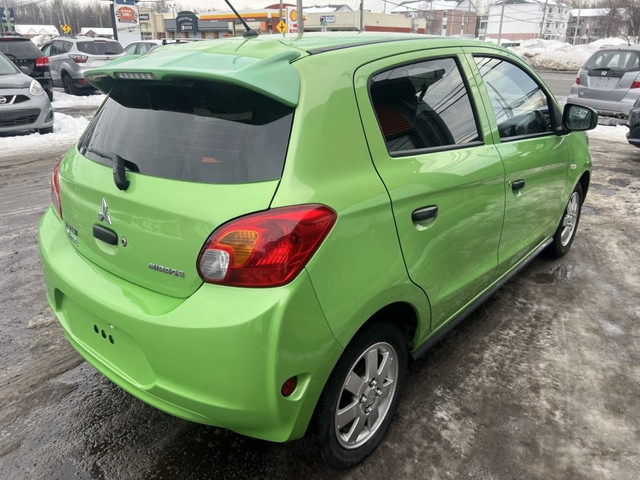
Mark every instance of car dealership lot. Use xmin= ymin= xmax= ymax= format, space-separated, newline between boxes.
xmin=0 ymin=130 xmax=638 ymax=478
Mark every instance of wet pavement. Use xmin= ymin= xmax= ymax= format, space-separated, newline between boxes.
xmin=1 ymin=134 xmax=639 ymax=479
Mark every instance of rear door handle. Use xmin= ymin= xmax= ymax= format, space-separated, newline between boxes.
xmin=511 ymin=179 xmax=526 ymax=191
xmin=412 ymin=206 xmax=438 ymax=223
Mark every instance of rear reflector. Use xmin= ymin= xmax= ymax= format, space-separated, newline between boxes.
xmin=281 ymin=377 xmax=298 ymax=397
xmin=198 ymin=204 xmax=337 ymax=287
xmin=51 ymin=161 xmax=62 ymax=219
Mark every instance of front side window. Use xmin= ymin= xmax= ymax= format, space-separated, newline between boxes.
xmin=475 ymin=56 xmax=552 ymax=139
xmin=370 ymin=57 xmax=480 ymax=155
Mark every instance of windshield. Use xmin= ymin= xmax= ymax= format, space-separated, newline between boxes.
xmin=77 ymin=41 xmax=124 ymax=55
xmin=78 ymin=79 xmax=294 ymax=184
xmin=0 ymin=53 xmax=18 ymax=74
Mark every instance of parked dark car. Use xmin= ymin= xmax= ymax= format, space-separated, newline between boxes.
xmin=627 ymin=98 xmax=640 ymax=147
xmin=0 ymin=35 xmax=53 ymax=101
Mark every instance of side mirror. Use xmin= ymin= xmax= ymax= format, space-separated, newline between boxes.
xmin=563 ymin=104 xmax=598 ymax=131
xmin=19 ymin=66 xmax=31 ymax=75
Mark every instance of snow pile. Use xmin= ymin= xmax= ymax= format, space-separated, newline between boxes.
xmin=1 ymin=113 xmax=88 ymax=156
xmin=51 ymin=91 xmax=105 ymax=109
xmin=587 ymin=123 xmax=629 ymax=142
xmin=509 ymin=37 xmax=629 ymax=71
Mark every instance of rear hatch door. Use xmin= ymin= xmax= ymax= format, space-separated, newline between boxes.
xmin=581 ymin=49 xmax=640 ymax=101
xmin=60 ymin=78 xmax=293 ymax=298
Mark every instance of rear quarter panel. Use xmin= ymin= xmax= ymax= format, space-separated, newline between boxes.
xmin=271 ymin=49 xmax=431 ymax=349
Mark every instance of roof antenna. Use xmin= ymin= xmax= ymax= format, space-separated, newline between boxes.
xmin=222 ymin=0 xmax=259 ymax=38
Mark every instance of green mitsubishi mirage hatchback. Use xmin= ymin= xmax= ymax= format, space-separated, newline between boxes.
xmin=39 ymin=33 xmax=597 ymax=468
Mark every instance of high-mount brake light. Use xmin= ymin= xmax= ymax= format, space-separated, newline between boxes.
xmin=51 ymin=161 xmax=62 ymax=219
xmin=197 ymin=205 xmax=337 ymax=287
xmin=115 ymin=72 xmax=156 ymax=80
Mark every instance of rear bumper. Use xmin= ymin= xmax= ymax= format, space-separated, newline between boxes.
xmin=567 ymin=91 xmax=634 ymax=118
xmin=38 ymin=206 xmax=342 ymax=442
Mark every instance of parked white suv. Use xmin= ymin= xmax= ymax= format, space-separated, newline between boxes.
xmin=41 ymin=37 xmax=124 ymax=95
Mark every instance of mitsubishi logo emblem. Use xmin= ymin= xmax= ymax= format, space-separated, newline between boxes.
xmin=97 ymin=198 xmax=112 ymax=224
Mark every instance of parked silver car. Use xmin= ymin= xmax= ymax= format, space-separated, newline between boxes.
xmin=40 ymin=36 xmax=124 ymax=95
xmin=568 ymin=45 xmax=640 ymax=119
xmin=0 ymin=52 xmax=53 ymax=135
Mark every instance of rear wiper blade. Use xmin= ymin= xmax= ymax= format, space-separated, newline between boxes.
xmin=83 ymin=146 xmax=138 ymax=191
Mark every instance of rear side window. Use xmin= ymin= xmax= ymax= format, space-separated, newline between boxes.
xmin=77 ymin=41 xmax=124 ymax=55
xmin=585 ymin=50 xmax=640 ymax=72
xmin=370 ymin=57 xmax=480 ymax=155
xmin=78 ymin=80 xmax=294 ymax=184
xmin=0 ymin=40 xmax=40 ymax=57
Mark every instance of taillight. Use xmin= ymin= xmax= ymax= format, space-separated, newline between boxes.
xmin=69 ymin=54 xmax=88 ymax=64
xmin=631 ymin=81 xmax=640 ymax=89
xmin=36 ymin=56 xmax=49 ymax=67
xmin=51 ymin=161 xmax=62 ymax=218
xmin=197 ymin=204 xmax=337 ymax=287
xmin=575 ymin=77 xmax=580 ymax=85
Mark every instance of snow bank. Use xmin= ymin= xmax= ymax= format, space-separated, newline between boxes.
xmin=508 ymin=37 xmax=629 ymax=71
xmin=587 ymin=123 xmax=629 ymax=142
xmin=1 ymin=113 xmax=88 ymax=156
xmin=51 ymin=91 xmax=105 ymax=109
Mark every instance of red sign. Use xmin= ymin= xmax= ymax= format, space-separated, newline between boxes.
xmin=116 ymin=7 xmax=138 ymax=24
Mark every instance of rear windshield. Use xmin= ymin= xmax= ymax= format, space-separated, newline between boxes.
xmin=585 ymin=50 xmax=640 ymax=72
xmin=0 ymin=39 xmax=41 ymax=57
xmin=77 ymin=41 xmax=124 ymax=55
xmin=78 ymin=79 xmax=294 ymax=184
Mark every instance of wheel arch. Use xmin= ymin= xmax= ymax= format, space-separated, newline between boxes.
xmin=578 ymin=170 xmax=591 ymax=199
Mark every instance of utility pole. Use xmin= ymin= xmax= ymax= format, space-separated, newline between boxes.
xmin=296 ymin=0 xmax=303 ymax=39
xmin=572 ymin=3 xmax=581 ymax=45
xmin=360 ymin=1 xmax=364 ymax=32
xmin=539 ymin=0 xmax=549 ymax=39
xmin=497 ymin=0 xmax=505 ymax=45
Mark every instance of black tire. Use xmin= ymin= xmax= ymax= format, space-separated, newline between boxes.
xmin=305 ymin=322 xmax=407 ymax=469
xmin=62 ymin=73 xmax=79 ymax=95
xmin=545 ymin=182 xmax=584 ymax=258
xmin=38 ymin=126 xmax=53 ymax=135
